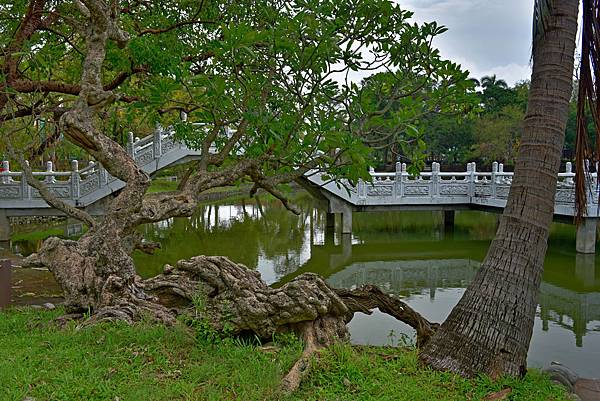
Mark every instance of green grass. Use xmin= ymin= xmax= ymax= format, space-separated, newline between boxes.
xmin=294 ymin=344 xmax=569 ymax=401
xmin=147 ymin=179 xmax=179 ymax=193
xmin=10 ymin=226 xmax=65 ymax=242
xmin=0 ymin=309 xmax=569 ymax=401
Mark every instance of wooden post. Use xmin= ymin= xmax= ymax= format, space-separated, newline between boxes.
xmin=0 ymin=210 xmax=9 ymax=242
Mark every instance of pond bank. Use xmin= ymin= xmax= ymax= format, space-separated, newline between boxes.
xmin=0 ymin=308 xmax=570 ymax=401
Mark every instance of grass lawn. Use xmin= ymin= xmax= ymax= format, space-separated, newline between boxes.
xmin=0 ymin=308 xmax=569 ymax=401
xmin=147 ymin=179 xmax=179 ymax=193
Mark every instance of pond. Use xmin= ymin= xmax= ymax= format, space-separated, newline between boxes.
xmin=5 ymin=192 xmax=600 ymax=378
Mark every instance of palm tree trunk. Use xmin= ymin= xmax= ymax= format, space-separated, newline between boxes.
xmin=420 ymin=0 xmax=579 ymax=377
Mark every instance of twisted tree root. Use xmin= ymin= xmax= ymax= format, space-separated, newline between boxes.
xmin=144 ymin=256 xmax=438 ymax=393
xmin=335 ymin=285 xmax=440 ymax=348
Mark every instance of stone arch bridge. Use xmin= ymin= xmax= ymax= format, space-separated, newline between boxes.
xmin=1 ymin=129 xmax=598 ymax=252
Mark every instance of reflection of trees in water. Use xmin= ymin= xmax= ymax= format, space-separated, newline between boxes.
xmin=136 ymin=196 xmax=600 ymax=345
xmin=134 ymin=196 xmax=318 ymax=278
xmin=352 ymin=211 xmax=499 ymax=242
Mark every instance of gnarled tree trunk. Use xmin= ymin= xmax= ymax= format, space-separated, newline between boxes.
xmin=419 ymin=0 xmax=579 ymax=378
xmin=143 ymin=255 xmax=438 ymax=392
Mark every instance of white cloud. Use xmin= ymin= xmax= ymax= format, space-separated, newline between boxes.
xmin=477 ymin=63 xmax=532 ymax=86
xmin=399 ymin=0 xmax=534 ymax=85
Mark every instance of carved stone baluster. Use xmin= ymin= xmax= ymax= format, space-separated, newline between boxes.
xmin=98 ymin=164 xmax=108 ymax=187
xmin=401 ymin=163 xmax=407 ymax=197
xmin=71 ymin=160 xmax=80 ymax=199
xmin=153 ymin=124 xmax=162 ymax=159
xmin=565 ymin=161 xmax=574 ymax=185
xmin=432 ymin=162 xmax=440 ymax=197
xmin=358 ymin=179 xmax=365 ymax=199
xmin=395 ymin=162 xmax=402 ymax=198
xmin=467 ymin=162 xmax=474 ymax=197
xmin=44 ymin=161 xmax=55 ymax=185
xmin=491 ymin=161 xmax=498 ymax=198
xmin=21 ymin=161 xmax=30 ymax=200
xmin=126 ymin=132 xmax=135 ymax=156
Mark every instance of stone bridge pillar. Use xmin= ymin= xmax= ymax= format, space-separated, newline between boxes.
xmin=443 ymin=210 xmax=455 ymax=237
xmin=576 ymin=218 xmax=597 ymax=254
xmin=325 ymin=212 xmax=335 ymax=233
xmin=0 ymin=210 xmax=10 ymax=243
xmin=341 ymin=205 xmax=352 ymax=234
xmin=325 ymin=197 xmax=353 ymax=234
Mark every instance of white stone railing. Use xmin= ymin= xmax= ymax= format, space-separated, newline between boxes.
xmin=0 ymin=126 xmax=201 ymax=208
xmin=0 ymin=124 xmax=597 ymax=218
xmin=305 ymin=161 xmax=598 ymax=217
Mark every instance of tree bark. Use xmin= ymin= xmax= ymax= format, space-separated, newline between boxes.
xmin=419 ymin=0 xmax=579 ymax=378
xmin=142 ymin=255 xmax=437 ymax=392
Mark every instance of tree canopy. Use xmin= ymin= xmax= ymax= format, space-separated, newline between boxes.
xmin=1 ymin=0 xmax=475 ymax=185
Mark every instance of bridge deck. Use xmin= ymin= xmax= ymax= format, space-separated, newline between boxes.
xmin=304 ymin=161 xmax=598 ymax=218
xmin=1 ymin=127 xmax=598 ymax=251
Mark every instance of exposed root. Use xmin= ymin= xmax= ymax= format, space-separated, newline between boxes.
xmin=145 ymin=256 xmax=439 ymax=393
xmin=144 ymin=256 xmax=349 ymax=338
xmin=336 ymin=285 xmax=439 ymax=347
xmin=35 ymin=250 xmax=437 ymax=392
xmin=280 ymin=317 xmax=345 ymax=393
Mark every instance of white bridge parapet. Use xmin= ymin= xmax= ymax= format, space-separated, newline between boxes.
xmin=0 ymin=127 xmax=202 ymax=211
xmin=0 ymin=128 xmax=598 ymax=251
xmin=0 ymin=128 xmax=595 ymax=218
xmin=304 ymin=161 xmax=598 ymax=218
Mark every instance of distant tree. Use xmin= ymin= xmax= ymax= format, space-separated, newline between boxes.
xmin=354 ymin=70 xmax=477 ymax=171
xmin=480 ymin=74 xmax=508 ymax=90
xmin=422 ymin=114 xmax=474 ymax=164
xmin=479 ymin=75 xmax=516 ymax=113
xmin=470 ymin=105 xmax=524 ymax=164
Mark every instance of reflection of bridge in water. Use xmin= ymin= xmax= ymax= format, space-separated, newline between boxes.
xmin=539 ymin=282 xmax=600 ymax=347
xmin=326 ymin=259 xmax=478 ymax=299
xmin=278 ymin=237 xmax=600 ymax=347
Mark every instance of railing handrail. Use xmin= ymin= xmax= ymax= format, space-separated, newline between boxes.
xmin=0 ymin=126 xmax=593 ymax=218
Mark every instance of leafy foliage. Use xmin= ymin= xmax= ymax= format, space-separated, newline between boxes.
xmin=1 ymin=0 xmax=474 ymax=187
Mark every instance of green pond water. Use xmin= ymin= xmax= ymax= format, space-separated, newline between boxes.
xmin=7 ymin=193 xmax=600 ymax=378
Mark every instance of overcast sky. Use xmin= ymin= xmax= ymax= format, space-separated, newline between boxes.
xmin=401 ymin=0 xmax=535 ymax=86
